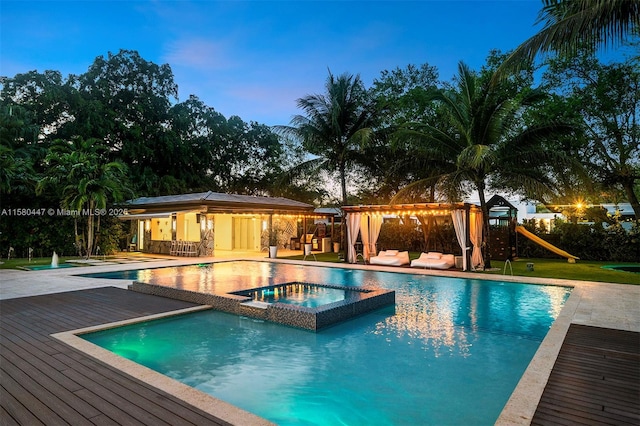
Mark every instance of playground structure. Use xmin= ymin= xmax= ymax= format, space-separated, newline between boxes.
xmin=515 ymin=226 xmax=579 ymax=263
xmin=487 ymin=195 xmax=579 ymax=263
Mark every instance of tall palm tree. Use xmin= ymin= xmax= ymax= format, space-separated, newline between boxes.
xmin=501 ymin=0 xmax=639 ymax=73
xmin=37 ymin=137 xmax=130 ymax=257
xmin=402 ymin=62 xmax=575 ymax=268
xmin=277 ymin=70 xmax=376 ymax=206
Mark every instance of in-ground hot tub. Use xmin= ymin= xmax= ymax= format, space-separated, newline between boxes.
xmin=233 ymin=282 xmax=355 ymax=308
xmin=129 ymin=280 xmax=395 ymax=331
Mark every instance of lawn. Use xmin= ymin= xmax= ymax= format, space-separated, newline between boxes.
xmin=0 ymin=256 xmax=90 ymax=270
xmin=473 ymin=257 xmax=640 ymax=285
xmin=281 ymin=252 xmax=640 ymax=285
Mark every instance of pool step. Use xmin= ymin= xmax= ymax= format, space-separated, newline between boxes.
xmin=240 ymin=300 xmax=270 ymax=310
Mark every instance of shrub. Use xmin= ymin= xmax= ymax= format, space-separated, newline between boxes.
xmin=376 ymin=221 xmax=459 ymax=254
xmin=376 ymin=222 xmax=422 ymax=252
xmin=517 ymin=220 xmax=640 ymax=262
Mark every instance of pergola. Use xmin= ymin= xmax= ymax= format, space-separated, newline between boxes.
xmin=341 ymin=203 xmax=484 ymax=271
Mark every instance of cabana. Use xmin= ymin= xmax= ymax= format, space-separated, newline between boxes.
xmin=342 ymin=203 xmax=484 ymax=271
xmin=120 ymin=191 xmax=333 ymax=256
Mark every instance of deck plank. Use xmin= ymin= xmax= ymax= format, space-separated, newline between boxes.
xmin=531 ymin=324 xmax=640 ymax=426
xmin=0 ymin=287 xmax=230 ymax=425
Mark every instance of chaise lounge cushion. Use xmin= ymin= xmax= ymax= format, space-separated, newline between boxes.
xmin=369 ymin=250 xmax=410 ymax=266
xmin=411 ymin=253 xmax=455 ymax=269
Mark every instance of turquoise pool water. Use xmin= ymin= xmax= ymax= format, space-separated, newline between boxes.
xmin=26 ymin=263 xmax=77 ymax=270
xmin=82 ymin=262 xmax=571 ymax=425
xmin=602 ymin=264 xmax=640 ymax=273
xmin=234 ymin=283 xmax=353 ymax=308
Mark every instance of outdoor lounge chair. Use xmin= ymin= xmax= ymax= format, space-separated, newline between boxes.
xmin=369 ymin=250 xmax=410 ymax=266
xmin=410 ymin=252 xmax=455 ymax=270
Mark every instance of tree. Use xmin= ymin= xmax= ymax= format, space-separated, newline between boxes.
xmin=70 ymin=50 xmax=179 ymax=192
xmin=0 ymin=104 xmax=40 ymax=195
xmin=542 ymin=51 xmax=640 ymax=218
xmin=501 ymin=0 xmax=639 ymax=73
xmin=277 ymin=71 xmax=376 ymax=206
xmin=36 ymin=137 xmax=130 ymax=257
xmin=0 ymin=70 xmax=69 ymax=137
xmin=401 ymin=61 xmax=576 ymax=268
xmin=169 ymin=95 xmax=287 ymax=195
xmin=361 ymin=63 xmax=443 ymax=203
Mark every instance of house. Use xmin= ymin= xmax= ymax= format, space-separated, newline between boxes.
xmin=120 ymin=191 xmax=333 ymax=256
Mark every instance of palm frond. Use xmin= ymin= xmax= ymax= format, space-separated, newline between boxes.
xmin=499 ymin=0 xmax=639 ymax=74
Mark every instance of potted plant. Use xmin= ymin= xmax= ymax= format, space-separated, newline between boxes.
xmin=332 ymin=225 xmax=342 ymax=253
xmin=268 ymin=226 xmax=283 ymax=258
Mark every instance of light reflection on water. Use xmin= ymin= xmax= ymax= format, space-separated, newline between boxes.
xmin=83 ymin=261 xmax=571 ymax=426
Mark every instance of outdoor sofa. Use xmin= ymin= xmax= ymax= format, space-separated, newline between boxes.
xmin=369 ymin=250 xmax=410 ymax=266
xmin=410 ymin=252 xmax=455 ymax=270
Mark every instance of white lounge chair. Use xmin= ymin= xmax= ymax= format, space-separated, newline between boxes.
xmin=410 ymin=252 xmax=455 ymax=270
xmin=369 ymin=250 xmax=410 ymax=266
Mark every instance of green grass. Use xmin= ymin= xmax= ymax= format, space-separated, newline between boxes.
xmin=281 ymin=252 xmax=639 ymax=285
xmin=474 ymin=258 xmax=639 ymax=285
xmin=0 ymin=256 xmax=90 ymax=270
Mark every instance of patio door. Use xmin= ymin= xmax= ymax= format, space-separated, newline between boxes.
xmin=233 ymin=217 xmax=256 ymax=250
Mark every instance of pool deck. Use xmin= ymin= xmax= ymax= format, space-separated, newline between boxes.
xmin=1 ymin=252 xmax=639 ymax=425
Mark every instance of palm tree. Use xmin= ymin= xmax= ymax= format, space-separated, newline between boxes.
xmin=501 ymin=0 xmax=639 ymax=73
xmin=401 ymin=62 xmax=576 ymax=268
xmin=277 ymin=70 xmax=376 ymax=206
xmin=37 ymin=137 xmax=130 ymax=257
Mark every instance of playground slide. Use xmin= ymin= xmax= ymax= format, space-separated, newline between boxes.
xmin=515 ymin=226 xmax=579 ymax=263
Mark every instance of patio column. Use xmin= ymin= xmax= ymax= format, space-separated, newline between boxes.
xmin=302 ymin=216 xmax=307 ymax=254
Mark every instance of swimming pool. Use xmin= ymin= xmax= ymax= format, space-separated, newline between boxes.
xmin=82 ymin=261 xmax=571 ymax=425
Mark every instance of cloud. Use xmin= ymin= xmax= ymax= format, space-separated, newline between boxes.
xmin=163 ymin=38 xmax=236 ymax=72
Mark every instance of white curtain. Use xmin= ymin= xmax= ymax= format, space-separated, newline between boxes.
xmin=346 ymin=212 xmax=361 ymax=263
xmin=470 ymin=210 xmax=484 ymax=270
xmin=360 ymin=215 xmax=370 ymax=261
xmin=369 ymin=214 xmax=383 ymax=259
xmin=359 ymin=214 xmax=383 ymax=261
xmin=451 ymin=210 xmax=468 ymax=271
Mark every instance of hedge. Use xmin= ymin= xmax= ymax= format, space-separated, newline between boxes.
xmin=518 ymin=220 xmax=639 ymax=262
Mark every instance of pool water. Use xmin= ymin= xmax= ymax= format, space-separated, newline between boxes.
xmin=602 ymin=264 xmax=640 ymax=273
xmin=83 ymin=262 xmax=571 ymax=425
xmin=236 ymin=283 xmax=352 ymax=308
xmin=26 ymin=263 xmax=77 ymax=270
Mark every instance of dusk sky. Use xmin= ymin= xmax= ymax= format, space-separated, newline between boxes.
xmin=1 ymin=1 xmax=544 ymax=126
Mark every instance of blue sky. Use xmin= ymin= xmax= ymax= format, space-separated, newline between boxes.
xmin=1 ymin=1 xmax=544 ymax=126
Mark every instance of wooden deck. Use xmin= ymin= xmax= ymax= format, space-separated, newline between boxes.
xmin=532 ymin=324 xmax=640 ymax=425
xmin=0 ymin=287 xmax=229 ymax=425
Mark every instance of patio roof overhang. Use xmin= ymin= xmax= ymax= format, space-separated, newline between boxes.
xmin=120 ymin=192 xmax=333 ymax=219
xmin=342 ymin=202 xmax=480 ymax=215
